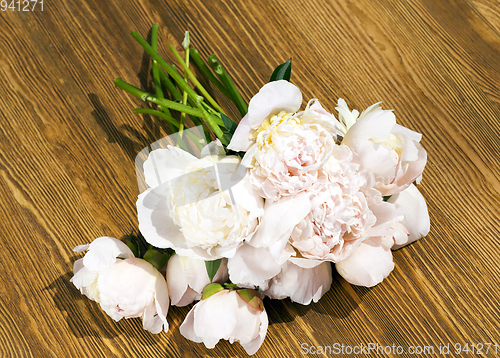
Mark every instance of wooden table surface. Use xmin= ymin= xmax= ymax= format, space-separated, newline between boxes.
xmin=1 ymin=0 xmax=500 ymax=357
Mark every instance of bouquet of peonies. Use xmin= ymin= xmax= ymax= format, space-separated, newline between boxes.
xmin=70 ymin=26 xmax=430 ymax=355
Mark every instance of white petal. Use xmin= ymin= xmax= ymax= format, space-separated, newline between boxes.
xmin=228 ymin=114 xmax=254 ymax=152
xmin=137 ymin=188 xmax=187 ymax=250
xmin=240 ymin=310 xmax=268 ymax=355
xmin=249 ymin=193 xmax=310 ymax=248
xmin=264 ymin=261 xmax=332 ymax=305
xmin=153 ymin=270 xmax=170 ymax=332
xmin=343 ymin=109 xmax=396 ymax=143
xmin=143 ymin=146 xmax=198 ymax=188
xmin=179 ymin=306 xmax=204 ymax=343
xmin=229 ymin=294 xmax=262 ymax=345
xmin=70 ymin=265 xmax=98 ymax=291
xmin=193 ymin=290 xmax=238 ymax=348
xmin=335 ymin=237 xmax=394 ymax=287
xmin=389 ymin=184 xmax=430 ymax=249
xmin=142 ymin=300 xmax=163 ymax=334
xmin=247 ymin=80 xmax=302 ymax=128
xmin=82 ymin=237 xmax=134 ymax=272
xmin=228 ymin=245 xmax=281 ymax=290
xmin=200 ymin=139 xmax=225 ymax=158
xmin=166 ymin=254 xmax=190 ymax=306
xmin=73 ymin=244 xmax=89 ymax=252
xmin=97 ymin=258 xmax=158 ymax=317
xmin=347 ymin=139 xmax=397 ymax=180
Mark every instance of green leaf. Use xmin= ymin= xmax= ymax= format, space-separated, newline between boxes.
xmin=269 ymin=59 xmax=292 ymax=82
xmin=383 ymin=195 xmax=392 ymax=202
xmin=221 ymin=113 xmax=237 ymax=133
xmin=205 ymin=259 xmax=222 ymax=282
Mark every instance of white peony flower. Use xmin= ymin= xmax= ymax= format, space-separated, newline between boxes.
xmin=166 ymin=253 xmax=228 ymax=306
xmin=71 ymin=237 xmax=169 ymax=333
xmin=228 ymin=80 xmax=339 ymax=201
xmin=137 ymin=140 xmax=264 ymax=260
xmin=338 ymin=100 xmax=427 ymax=196
xmin=180 ymin=287 xmax=268 ymax=355
xmin=263 ymin=261 xmax=332 ymax=305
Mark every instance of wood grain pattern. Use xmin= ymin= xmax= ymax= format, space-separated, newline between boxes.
xmin=1 ymin=0 xmax=499 ymax=357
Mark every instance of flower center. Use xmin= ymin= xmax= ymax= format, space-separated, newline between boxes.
xmin=251 ymin=111 xmax=297 ymax=148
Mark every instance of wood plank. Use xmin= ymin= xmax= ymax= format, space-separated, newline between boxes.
xmin=0 ymin=0 xmax=499 ymax=356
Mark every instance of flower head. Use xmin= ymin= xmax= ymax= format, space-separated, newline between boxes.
xmin=71 ymin=237 xmax=169 ymax=333
xmin=180 ymin=287 xmax=268 ymax=355
xmin=229 ymin=81 xmax=338 ymax=201
xmin=137 ymin=141 xmax=264 ymax=260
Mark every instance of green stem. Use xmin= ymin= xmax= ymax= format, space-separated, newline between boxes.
xmin=115 ymin=78 xmax=204 ymax=117
xmin=179 ymin=32 xmax=191 ymax=137
xmin=133 ymin=108 xmax=179 ymax=127
xmin=168 ymin=44 xmax=225 ymax=115
xmin=133 ymin=108 xmax=203 ymax=148
xmin=131 ymin=31 xmax=202 ymax=105
xmin=190 ymin=48 xmax=234 ymax=100
xmin=158 ymin=70 xmax=182 ymax=102
xmin=150 ymin=24 xmax=176 ymax=134
xmin=208 ymin=54 xmax=248 ymax=117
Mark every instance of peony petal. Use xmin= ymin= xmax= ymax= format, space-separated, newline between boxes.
xmin=249 ymin=193 xmax=310 ymax=248
xmin=73 ymin=244 xmax=89 ymax=252
xmin=343 ymin=109 xmax=396 ymax=143
xmin=365 ymin=196 xmax=404 ymax=239
xmin=346 ymin=139 xmax=398 ymax=181
xmin=228 ymin=245 xmax=281 ymax=290
xmin=143 ymin=146 xmax=198 ymax=188
xmin=82 ymin=237 xmax=134 ymax=272
xmin=193 ymin=290 xmax=238 ymax=349
xmin=246 ymin=80 xmax=302 ymax=129
xmin=229 ymin=294 xmax=262 ymax=345
xmin=179 ymin=306 xmax=204 ymax=343
xmin=137 ymin=188 xmax=187 ymax=250
xmin=228 ymin=114 xmax=254 ymax=152
xmin=153 ymin=269 xmax=170 ymax=332
xmin=335 ymin=237 xmax=395 ymax=287
xmin=142 ymin=300 xmax=163 ymax=334
xmin=97 ymin=258 xmax=158 ymax=318
xmin=70 ymin=264 xmax=98 ymax=291
xmin=200 ymin=139 xmax=225 ymax=158
xmin=240 ymin=310 xmax=268 ymax=355
xmin=264 ymin=261 xmax=332 ymax=305
xmin=389 ymin=184 xmax=430 ymax=249
xmin=231 ymin=175 xmax=264 ymax=218
xmin=166 ymin=254 xmax=189 ymax=306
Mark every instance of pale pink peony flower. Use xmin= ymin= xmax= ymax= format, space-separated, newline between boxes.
xmin=180 ymin=288 xmax=268 ymax=355
xmin=338 ymin=99 xmax=427 ymax=196
xmin=249 ymin=145 xmax=402 ymax=265
xmin=228 ymin=81 xmax=338 ymax=201
xmin=335 ymin=184 xmax=430 ymax=287
xmin=71 ymin=237 xmax=169 ymax=333
xmin=166 ymin=254 xmax=228 ymax=306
